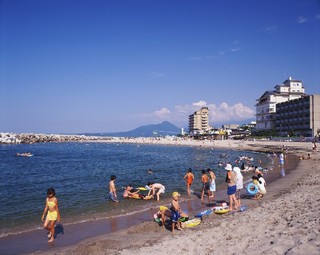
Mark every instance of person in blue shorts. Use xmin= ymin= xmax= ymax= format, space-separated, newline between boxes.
xmin=225 ymin=163 xmax=238 ymax=211
xmin=109 ymin=175 xmax=118 ymax=202
xmin=171 ymin=191 xmax=183 ymax=233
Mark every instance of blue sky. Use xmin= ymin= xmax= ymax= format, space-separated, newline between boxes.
xmin=1 ymin=0 xmax=320 ymax=133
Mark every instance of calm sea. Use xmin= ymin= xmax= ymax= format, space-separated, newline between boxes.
xmin=0 ymin=142 xmax=272 ymax=237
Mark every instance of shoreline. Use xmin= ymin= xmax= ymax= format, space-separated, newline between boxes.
xmin=0 ymin=139 xmax=317 ymax=255
xmin=51 ymin=141 xmax=319 ymax=255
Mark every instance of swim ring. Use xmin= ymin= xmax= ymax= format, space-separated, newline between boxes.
xmin=212 ymin=206 xmax=229 ymax=214
xmin=182 ymin=218 xmax=201 ymax=228
xmin=246 ymin=182 xmax=258 ymax=195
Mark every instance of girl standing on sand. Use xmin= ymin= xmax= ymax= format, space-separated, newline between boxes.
xmin=41 ymin=188 xmax=61 ymax=243
xmin=184 ymin=168 xmax=194 ymax=195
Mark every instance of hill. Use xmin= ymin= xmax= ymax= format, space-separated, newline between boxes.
xmin=84 ymin=121 xmax=181 ymax=137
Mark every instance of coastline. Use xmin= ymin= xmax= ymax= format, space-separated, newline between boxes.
xmin=51 ymin=140 xmax=320 ymax=255
xmin=0 ymin=139 xmax=318 ymax=255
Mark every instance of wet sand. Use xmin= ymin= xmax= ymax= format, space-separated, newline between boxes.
xmin=0 ymin=139 xmax=318 ymax=255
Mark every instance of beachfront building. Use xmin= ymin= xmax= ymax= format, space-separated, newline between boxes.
xmin=255 ymin=77 xmax=306 ymax=131
xmin=188 ymin=107 xmax=210 ymax=135
xmin=275 ymin=94 xmax=320 ymax=137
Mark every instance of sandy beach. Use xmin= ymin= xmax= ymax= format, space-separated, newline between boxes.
xmin=21 ymin=139 xmax=318 ymax=255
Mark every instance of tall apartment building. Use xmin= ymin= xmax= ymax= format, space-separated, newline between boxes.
xmin=255 ymin=77 xmax=306 ymax=131
xmin=276 ymin=94 xmax=320 ymax=137
xmin=189 ymin=107 xmax=210 ymax=135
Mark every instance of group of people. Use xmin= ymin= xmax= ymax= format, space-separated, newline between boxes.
xmin=108 ymin=174 xmax=167 ymax=202
xmin=40 ymin=162 xmax=268 ymax=242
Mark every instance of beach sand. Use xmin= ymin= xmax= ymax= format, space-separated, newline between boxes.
xmin=0 ymin=138 xmax=320 ymax=255
xmin=1 ymin=139 xmax=319 ymax=255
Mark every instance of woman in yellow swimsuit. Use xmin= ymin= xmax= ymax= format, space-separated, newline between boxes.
xmin=41 ymin=188 xmax=61 ymax=243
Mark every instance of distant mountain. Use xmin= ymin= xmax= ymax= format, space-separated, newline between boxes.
xmin=84 ymin=121 xmax=181 ymax=137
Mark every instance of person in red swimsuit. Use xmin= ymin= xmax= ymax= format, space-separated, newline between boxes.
xmin=184 ymin=168 xmax=194 ymax=196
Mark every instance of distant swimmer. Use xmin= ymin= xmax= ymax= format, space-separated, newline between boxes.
xmin=147 ymin=169 xmax=153 ymax=174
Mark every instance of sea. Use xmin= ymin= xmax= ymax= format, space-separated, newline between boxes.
xmin=0 ymin=142 xmax=273 ymax=238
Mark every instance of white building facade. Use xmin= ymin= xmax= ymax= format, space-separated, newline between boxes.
xmin=255 ymin=77 xmax=306 ymax=131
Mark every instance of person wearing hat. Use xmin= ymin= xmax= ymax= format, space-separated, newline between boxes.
xmin=225 ymin=163 xmax=238 ymax=211
xmin=171 ymin=192 xmax=183 ymax=233
xmin=233 ymin=167 xmax=244 ymax=206
xmin=154 ymin=206 xmax=171 ymax=228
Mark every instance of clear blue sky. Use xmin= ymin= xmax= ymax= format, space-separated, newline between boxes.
xmin=1 ymin=0 xmax=319 ymax=133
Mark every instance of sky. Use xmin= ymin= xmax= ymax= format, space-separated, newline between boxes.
xmin=1 ymin=0 xmax=320 ymax=133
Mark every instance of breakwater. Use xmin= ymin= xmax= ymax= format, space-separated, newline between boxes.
xmin=0 ymin=132 xmax=109 ymax=144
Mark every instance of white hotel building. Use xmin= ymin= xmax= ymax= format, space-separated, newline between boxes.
xmin=255 ymin=77 xmax=306 ymax=131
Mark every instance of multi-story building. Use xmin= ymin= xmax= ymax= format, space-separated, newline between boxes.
xmin=276 ymin=94 xmax=320 ymax=137
xmin=188 ymin=107 xmax=210 ymax=135
xmin=255 ymin=77 xmax=306 ymax=131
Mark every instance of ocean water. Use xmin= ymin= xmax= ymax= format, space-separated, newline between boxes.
xmin=0 ymin=142 xmax=272 ymax=237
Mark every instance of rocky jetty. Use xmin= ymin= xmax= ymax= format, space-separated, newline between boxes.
xmin=0 ymin=133 xmax=110 ymax=144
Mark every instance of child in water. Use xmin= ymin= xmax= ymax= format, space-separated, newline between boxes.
xmin=184 ymin=168 xmax=194 ymax=196
xmin=109 ymin=175 xmax=118 ymax=202
xmin=123 ymin=184 xmax=153 ymax=200
xmin=147 ymin=182 xmax=165 ymax=201
xmin=41 ymin=188 xmax=61 ymax=243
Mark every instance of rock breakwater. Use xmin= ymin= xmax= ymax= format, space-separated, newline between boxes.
xmin=0 ymin=133 xmax=111 ymax=144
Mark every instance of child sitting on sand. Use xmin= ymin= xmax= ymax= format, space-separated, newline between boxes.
xmin=252 ymin=175 xmax=267 ymax=199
